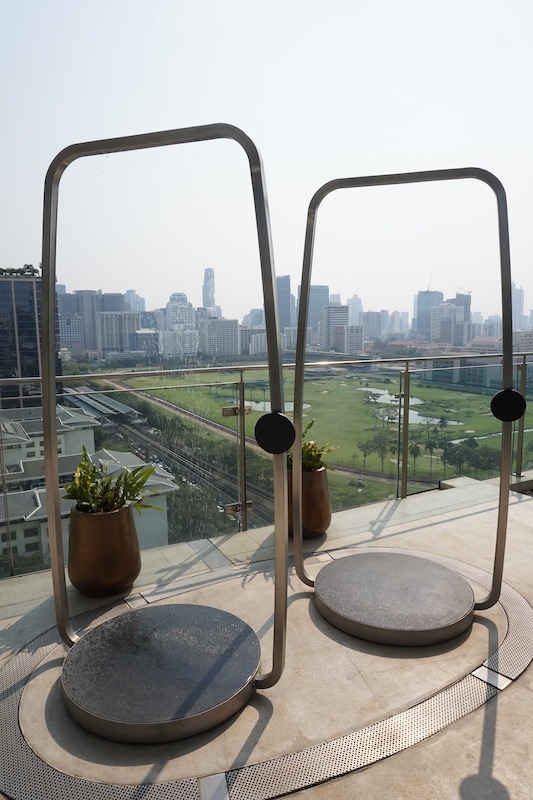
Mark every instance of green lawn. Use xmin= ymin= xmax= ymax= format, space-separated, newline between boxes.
xmin=116 ymin=369 xmax=532 ymax=483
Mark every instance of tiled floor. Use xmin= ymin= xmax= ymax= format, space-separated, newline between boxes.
xmin=1 ymin=476 xmax=533 ymax=799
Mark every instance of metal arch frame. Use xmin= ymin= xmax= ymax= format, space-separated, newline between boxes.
xmin=293 ymin=167 xmax=514 ymax=610
xmin=41 ymin=123 xmax=288 ymax=689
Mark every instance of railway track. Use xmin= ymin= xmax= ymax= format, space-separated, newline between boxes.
xmin=121 ymin=423 xmax=275 ymax=527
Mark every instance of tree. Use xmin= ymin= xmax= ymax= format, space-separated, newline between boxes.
xmin=357 ymin=440 xmax=375 ymax=468
xmin=425 ymin=439 xmax=438 ymax=478
xmin=474 ymin=446 xmax=501 ymax=476
xmin=409 ymin=443 xmax=421 ymax=475
xmin=438 ymin=414 xmax=449 ymax=431
xmin=372 ymin=432 xmax=391 ymax=472
xmin=364 ymin=391 xmax=381 ymax=404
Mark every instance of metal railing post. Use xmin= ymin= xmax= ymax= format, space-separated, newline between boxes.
xmin=400 ymin=363 xmax=410 ymax=498
xmin=238 ymin=372 xmax=248 ymax=531
xmin=513 ymin=356 xmax=527 ymax=477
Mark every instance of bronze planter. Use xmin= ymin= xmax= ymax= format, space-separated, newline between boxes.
xmin=68 ymin=506 xmax=141 ymax=597
xmin=288 ymin=467 xmax=332 ymax=538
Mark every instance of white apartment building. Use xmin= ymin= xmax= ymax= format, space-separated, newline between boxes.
xmin=198 ymin=318 xmax=240 ymax=356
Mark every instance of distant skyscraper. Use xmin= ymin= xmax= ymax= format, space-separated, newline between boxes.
xmin=415 ymin=290 xmax=444 ymax=340
xmin=512 ymin=282 xmax=524 ymax=330
xmin=453 ymin=293 xmax=471 ymax=324
xmin=276 ymin=275 xmax=291 ymax=334
xmin=347 ymin=295 xmax=363 ymax=326
xmin=300 ymin=285 xmax=330 ymax=332
xmin=166 ymin=293 xmax=196 ymax=330
xmin=124 ymin=289 xmax=146 ymax=314
xmin=318 ymin=305 xmax=349 ymax=351
xmin=0 ymin=268 xmax=60 ymax=407
xmin=202 ymin=268 xmax=215 ymax=309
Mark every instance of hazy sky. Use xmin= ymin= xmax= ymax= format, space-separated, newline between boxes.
xmin=1 ymin=1 xmax=532 ymax=322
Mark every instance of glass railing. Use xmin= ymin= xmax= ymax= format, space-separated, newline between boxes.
xmin=1 ymin=351 xmax=532 ymax=578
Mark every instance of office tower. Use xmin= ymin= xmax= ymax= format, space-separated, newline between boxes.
xmin=362 ymin=311 xmax=382 ymax=341
xmin=318 ymin=305 xmax=349 ymax=351
xmin=415 ymin=290 xmax=444 ymax=340
xmin=57 ymin=290 xmax=127 ymax=357
xmin=346 ymin=325 xmax=364 ymax=353
xmin=202 ymin=268 xmax=215 ymax=309
xmin=0 ymin=267 xmax=60 ymax=407
xmin=347 ymin=295 xmax=363 ymax=326
xmin=276 ymin=275 xmax=291 ymax=334
xmin=300 ymin=285 xmax=330 ymax=332
xmin=198 ymin=318 xmax=239 ymax=356
xmin=512 ymin=282 xmax=524 ymax=330
xmin=431 ymin=303 xmax=465 ymax=345
xmin=166 ymin=293 xmax=196 ymax=330
xmin=453 ymin=293 xmax=471 ymax=324
xmin=124 ymin=290 xmax=146 ymax=313
xmin=95 ymin=312 xmax=141 ymax=357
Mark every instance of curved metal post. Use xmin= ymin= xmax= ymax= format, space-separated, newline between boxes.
xmin=293 ymin=168 xmax=517 ymax=606
xmin=42 ymin=124 xmax=288 ymax=686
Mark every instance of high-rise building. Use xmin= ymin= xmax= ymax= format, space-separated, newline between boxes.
xmin=57 ymin=290 xmax=127 ymax=357
xmin=95 ymin=311 xmax=141 ymax=357
xmin=166 ymin=293 xmax=196 ymax=330
xmin=415 ymin=290 xmax=444 ymax=340
xmin=124 ymin=289 xmax=146 ymax=314
xmin=512 ymin=282 xmax=524 ymax=330
xmin=318 ymin=305 xmax=349 ymax=351
xmin=452 ymin=293 xmax=471 ymax=324
xmin=362 ymin=311 xmax=382 ymax=341
xmin=299 ymin=285 xmax=330 ymax=333
xmin=347 ymin=295 xmax=363 ymax=326
xmin=198 ymin=318 xmax=239 ymax=356
xmin=202 ymin=268 xmax=215 ymax=309
xmin=276 ymin=275 xmax=291 ymax=334
xmin=0 ymin=267 xmax=60 ymax=407
xmin=346 ymin=325 xmax=364 ymax=354
xmin=431 ymin=303 xmax=465 ymax=345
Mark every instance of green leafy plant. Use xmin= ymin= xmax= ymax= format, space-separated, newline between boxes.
xmin=287 ymin=419 xmax=335 ymax=472
xmin=64 ymin=447 xmax=158 ymax=514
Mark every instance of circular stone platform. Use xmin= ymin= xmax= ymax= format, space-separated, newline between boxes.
xmin=61 ymin=603 xmax=261 ymax=743
xmin=314 ymin=551 xmax=476 ymax=646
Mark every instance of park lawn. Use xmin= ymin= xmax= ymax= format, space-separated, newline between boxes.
xmin=327 ymin=471 xmax=396 ymax=512
xmin=119 ymin=370 xmax=526 ymax=481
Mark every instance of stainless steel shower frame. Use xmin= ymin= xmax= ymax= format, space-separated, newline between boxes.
xmin=292 ymin=167 xmax=514 ymax=610
xmin=41 ymin=123 xmax=288 ymax=688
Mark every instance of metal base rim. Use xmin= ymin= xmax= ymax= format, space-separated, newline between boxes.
xmin=61 ymin=603 xmax=261 ymax=743
xmin=314 ymin=551 xmax=476 ymax=646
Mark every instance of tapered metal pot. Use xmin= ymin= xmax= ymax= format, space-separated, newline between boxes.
xmin=68 ymin=506 xmax=141 ymax=597
xmin=288 ymin=467 xmax=332 ymax=538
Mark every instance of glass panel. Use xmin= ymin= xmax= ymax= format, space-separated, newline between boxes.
xmin=300 ymin=362 xmax=400 ymax=514
xmin=405 ymin=357 xmax=504 ymax=492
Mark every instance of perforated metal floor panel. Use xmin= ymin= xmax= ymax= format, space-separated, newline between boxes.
xmin=1 ymin=548 xmax=532 ymax=800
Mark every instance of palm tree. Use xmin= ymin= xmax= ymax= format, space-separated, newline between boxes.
xmin=409 ymin=443 xmax=421 ymax=475
xmin=438 ymin=414 xmax=449 ymax=431
xmin=425 ymin=439 xmax=438 ymax=478
xmin=358 ymin=440 xmax=375 ymax=469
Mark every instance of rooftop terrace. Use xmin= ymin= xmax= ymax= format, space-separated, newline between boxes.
xmin=1 ymin=474 xmax=532 ymax=799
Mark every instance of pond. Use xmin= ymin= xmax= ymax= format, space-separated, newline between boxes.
xmin=357 ymin=387 xmax=463 ymax=426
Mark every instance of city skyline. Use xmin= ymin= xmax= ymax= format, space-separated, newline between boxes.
xmin=55 ymin=273 xmax=525 ymax=329
xmin=2 ymin=3 xmax=533 ymax=328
